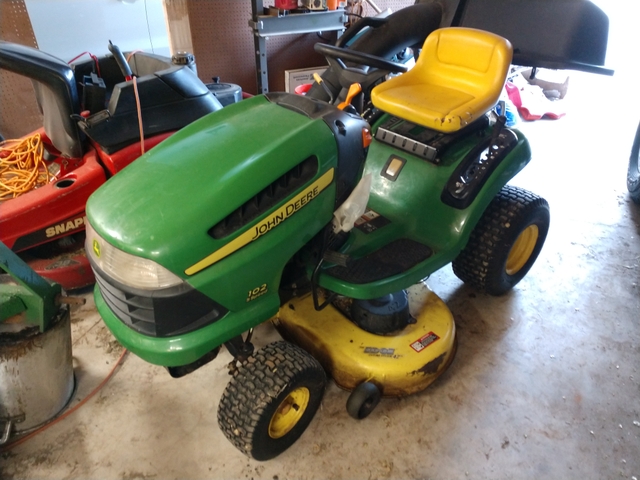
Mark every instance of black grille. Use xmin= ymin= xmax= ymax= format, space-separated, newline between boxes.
xmin=92 ymin=262 xmax=227 ymax=338
xmin=209 ymin=156 xmax=318 ymax=239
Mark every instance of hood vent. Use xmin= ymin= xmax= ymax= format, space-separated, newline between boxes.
xmin=209 ymin=156 xmax=318 ymax=239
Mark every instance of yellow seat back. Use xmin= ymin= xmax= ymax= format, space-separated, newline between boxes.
xmin=371 ymin=27 xmax=513 ymax=133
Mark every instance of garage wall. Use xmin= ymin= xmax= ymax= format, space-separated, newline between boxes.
xmin=0 ymin=0 xmax=42 ymax=139
xmin=179 ymin=0 xmax=414 ymax=94
xmin=0 ymin=0 xmax=416 ymax=138
xmin=0 ymin=0 xmax=171 ymax=139
xmin=24 ymin=0 xmax=170 ymax=60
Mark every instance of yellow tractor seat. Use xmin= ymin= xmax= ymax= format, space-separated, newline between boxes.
xmin=371 ymin=27 xmax=513 ymax=133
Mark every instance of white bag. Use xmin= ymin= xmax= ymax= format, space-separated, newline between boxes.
xmin=332 ymin=173 xmax=372 ymax=233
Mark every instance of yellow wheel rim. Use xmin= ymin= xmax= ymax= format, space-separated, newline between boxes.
xmin=506 ymin=225 xmax=539 ymax=275
xmin=268 ymin=387 xmax=310 ymax=439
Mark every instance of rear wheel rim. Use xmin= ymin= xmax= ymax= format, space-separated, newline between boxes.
xmin=506 ymin=225 xmax=539 ymax=275
xmin=268 ymin=387 xmax=310 ymax=439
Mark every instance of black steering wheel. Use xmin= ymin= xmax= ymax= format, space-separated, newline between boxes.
xmin=314 ymin=43 xmax=408 ymax=75
xmin=312 ymin=43 xmax=407 ymax=107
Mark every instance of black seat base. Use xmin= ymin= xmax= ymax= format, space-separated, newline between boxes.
xmin=375 ymin=114 xmax=489 ymax=165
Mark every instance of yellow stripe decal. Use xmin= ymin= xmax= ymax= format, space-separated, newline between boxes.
xmin=185 ymin=168 xmax=334 ymax=276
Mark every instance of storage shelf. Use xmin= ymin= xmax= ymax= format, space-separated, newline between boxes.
xmin=250 ymin=9 xmax=347 ymax=37
xmin=250 ymin=2 xmax=346 ymax=93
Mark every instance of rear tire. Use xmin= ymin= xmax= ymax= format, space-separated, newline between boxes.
xmin=452 ymin=186 xmax=550 ymax=296
xmin=217 ymin=341 xmax=326 ymax=461
xmin=627 ymin=121 xmax=640 ymax=204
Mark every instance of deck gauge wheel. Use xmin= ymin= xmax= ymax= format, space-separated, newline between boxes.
xmin=346 ymin=381 xmax=382 ymax=419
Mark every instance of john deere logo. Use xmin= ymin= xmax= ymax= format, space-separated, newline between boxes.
xmin=92 ymin=239 xmax=101 ymax=258
xmin=185 ymin=168 xmax=335 ymax=276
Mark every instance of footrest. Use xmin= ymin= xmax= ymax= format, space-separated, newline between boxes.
xmin=325 ymin=239 xmax=432 ymax=284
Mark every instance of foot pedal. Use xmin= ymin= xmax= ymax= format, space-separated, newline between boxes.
xmin=325 ymin=239 xmax=432 ymax=284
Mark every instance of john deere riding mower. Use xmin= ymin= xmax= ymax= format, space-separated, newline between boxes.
xmin=82 ymin=26 xmax=543 ymax=459
xmin=84 ymin=6 xmax=612 ymax=457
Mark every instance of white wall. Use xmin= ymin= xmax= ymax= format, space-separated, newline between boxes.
xmin=25 ymin=0 xmax=170 ymax=61
xmin=588 ymin=0 xmax=639 ymax=79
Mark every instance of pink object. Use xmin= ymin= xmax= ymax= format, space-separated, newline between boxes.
xmin=275 ymin=0 xmax=298 ymax=9
xmin=294 ymin=83 xmax=312 ymax=95
xmin=505 ymin=82 xmax=566 ymax=121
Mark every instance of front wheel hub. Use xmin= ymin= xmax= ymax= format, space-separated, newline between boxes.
xmin=268 ymin=387 xmax=310 ymax=439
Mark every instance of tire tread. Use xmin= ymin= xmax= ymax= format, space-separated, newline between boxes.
xmin=217 ymin=341 xmax=324 ymax=459
xmin=452 ymin=185 xmax=549 ymax=295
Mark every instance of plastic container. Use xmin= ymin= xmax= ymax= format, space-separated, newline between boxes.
xmin=171 ymin=52 xmax=197 ymax=74
xmin=294 ymin=83 xmax=312 ymax=95
xmin=206 ymin=78 xmax=242 ymax=106
xmin=275 ymin=0 xmax=298 ymax=9
xmin=0 ymin=309 xmax=74 ymax=444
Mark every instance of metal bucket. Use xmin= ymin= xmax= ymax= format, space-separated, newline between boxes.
xmin=0 ymin=307 xmax=74 ymax=444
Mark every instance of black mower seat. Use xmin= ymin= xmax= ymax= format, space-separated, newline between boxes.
xmin=78 ymin=66 xmax=223 ymax=154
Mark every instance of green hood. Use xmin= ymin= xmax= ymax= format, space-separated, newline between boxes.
xmin=87 ymin=95 xmax=336 ymax=277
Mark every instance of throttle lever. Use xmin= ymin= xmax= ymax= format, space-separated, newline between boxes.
xmin=491 ymin=114 xmax=507 ymax=147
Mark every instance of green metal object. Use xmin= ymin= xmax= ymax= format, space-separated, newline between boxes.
xmin=0 ymin=241 xmax=61 ymax=331
xmin=88 ymin=96 xmax=336 ymax=309
xmin=316 ymin=120 xmax=531 ymax=298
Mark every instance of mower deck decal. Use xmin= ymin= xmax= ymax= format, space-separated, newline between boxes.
xmin=410 ymin=332 xmax=440 ymax=352
xmin=185 ymin=168 xmax=334 ymax=275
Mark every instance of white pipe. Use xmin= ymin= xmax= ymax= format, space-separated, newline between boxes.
xmin=364 ymin=0 xmax=382 ymax=14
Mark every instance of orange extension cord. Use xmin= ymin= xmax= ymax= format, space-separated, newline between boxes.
xmin=1 ymin=75 xmax=144 ymax=202
xmin=0 ymin=133 xmax=49 ymax=201
xmin=132 ymin=76 xmax=145 ymax=156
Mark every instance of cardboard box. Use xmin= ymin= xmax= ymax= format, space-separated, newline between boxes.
xmin=520 ymin=67 xmax=570 ymax=99
xmin=285 ymin=66 xmax=327 ymax=93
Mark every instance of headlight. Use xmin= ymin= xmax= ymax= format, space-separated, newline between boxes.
xmin=85 ymin=221 xmax=183 ymax=290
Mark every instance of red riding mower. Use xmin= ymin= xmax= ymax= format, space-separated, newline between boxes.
xmin=0 ymin=42 xmax=223 ymax=289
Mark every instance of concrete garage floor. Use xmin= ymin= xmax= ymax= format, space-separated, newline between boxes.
xmin=2 ymin=7 xmax=640 ymax=480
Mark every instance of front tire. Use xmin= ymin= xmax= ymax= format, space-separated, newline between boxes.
xmin=217 ymin=341 xmax=326 ymax=461
xmin=627 ymin=121 xmax=640 ymax=204
xmin=452 ymin=185 xmax=550 ymax=296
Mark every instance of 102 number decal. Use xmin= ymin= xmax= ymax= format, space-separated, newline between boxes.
xmin=247 ymin=283 xmax=268 ymax=302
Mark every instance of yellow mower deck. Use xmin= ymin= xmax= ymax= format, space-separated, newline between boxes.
xmin=273 ymin=284 xmax=456 ymax=397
